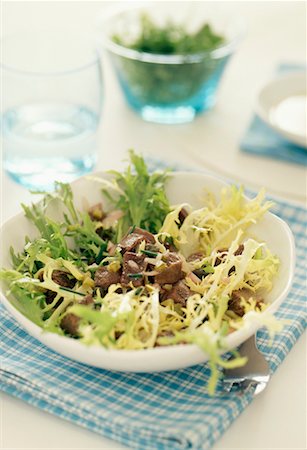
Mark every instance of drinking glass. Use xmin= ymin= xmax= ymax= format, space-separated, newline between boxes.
xmin=1 ymin=30 xmax=103 ymax=190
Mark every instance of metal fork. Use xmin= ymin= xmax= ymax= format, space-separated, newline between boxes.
xmin=222 ymin=335 xmax=270 ymax=396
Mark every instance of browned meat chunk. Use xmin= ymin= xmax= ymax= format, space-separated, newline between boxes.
xmin=119 ymin=227 xmax=155 ymax=252
xmin=229 ymin=289 xmax=250 ymax=316
xmin=45 ymin=290 xmax=57 ymax=305
xmin=215 ymin=245 xmax=245 ymax=266
xmin=44 ymin=270 xmax=75 ymax=305
xmin=187 ymin=252 xmax=205 ymax=262
xmin=60 ymin=294 xmax=94 ymax=336
xmin=119 ymin=233 xmax=144 ymax=252
xmin=214 ymin=248 xmax=228 ymax=266
xmin=228 ymin=288 xmax=262 ymax=317
xmin=133 ymin=227 xmax=155 ymax=243
xmin=95 ymin=266 xmax=121 ymax=289
xmin=121 ymin=252 xmax=147 ymax=287
xmin=164 ymin=241 xmax=177 ymax=252
xmin=52 ymin=270 xmax=76 ymax=288
xmin=178 ymin=208 xmax=189 ymax=225
xmin=165 ymin=280 xmax=191 ymax=306
xmin=88 ymin=203 xmax=105 ymax=221
xmin=234 ymin=244 xmax=244 ymax=256
xmin=155 ymin=253 xmax=183 ymax=285
xmin=229 ymin=245 xmax=245 ymax=275
xmin=228 ymin=291 xmax=245 ymax=316
xmin=80 ymin=294 xmax=94 ymax=305
xmin=60 ymin=313 xmax=80 ymax=336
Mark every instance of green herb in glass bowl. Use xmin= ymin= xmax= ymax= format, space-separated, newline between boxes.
xmin=103 ymin=9 xmax=241 ymax=124
xmin=112 ymin=14 xmax=225 ymax=55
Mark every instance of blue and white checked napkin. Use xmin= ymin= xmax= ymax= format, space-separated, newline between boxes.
xmin=240 ymin=64 xmax=307 ymax=166
xmin=0 ymin=165 xmax=306 ymax=450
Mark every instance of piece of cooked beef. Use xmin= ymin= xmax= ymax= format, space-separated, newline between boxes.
xmin=60 ymin=313 xmax=80 ymax=336
xmin=229 ymin=245 xmax=245 ymax=275
xmin=214 ymin=248 xmax=228 ymax=266
xmin=178 ymin=207 xmax=188 ymax=226
xmin=60 ymin=294 xmax=94 ymax=336
xmin=132 ymin=227 xmax=155 ymax=243
xmin=234 ymin=244 xmax=244 ymax=256
xmin=187 ymin=252 xmax=205 ymax=263
xmin=215 ymin=244 xmax=245 ymax=267
xmin=94 ymin=266 xmax=121 ymax=289
xmin=119 ymin=227 xmax=155 ymax=253
xmin=52 ymin=270 xmax=76 ymax=288
xmin=119 ymin=233 xmax=144 ymax=252
xmin=164 ymin=280 xmax=191 ymax=306
xmin=80 ymin=294 xmax=94 ymax=305
xmin=155 ymin=252 xmax=183 ymax=285
xmin=121 ymin=252 xmax=147 ymax=287
xmin=44 ymin=270 xmax=75 ymax=305
xmin=45 ymin=290 xmax=57 ymax=305
xmin=165 ymin=243 xmax=178 ymax=252
xmin=228 ymin=288 xmax=262 ymax=317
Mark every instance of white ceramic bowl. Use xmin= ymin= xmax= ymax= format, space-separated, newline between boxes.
xmin=256 ymin=71 xmax=307 ymax=148
xmin=0 ymin=172 xmax=295 ymax=372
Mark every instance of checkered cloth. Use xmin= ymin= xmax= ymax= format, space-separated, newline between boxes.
xmin=0 ymin=165 xmax=306 ymax=450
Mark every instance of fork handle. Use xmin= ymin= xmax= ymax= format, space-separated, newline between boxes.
xmin=224 ymin=335 xmax=270 ymax=378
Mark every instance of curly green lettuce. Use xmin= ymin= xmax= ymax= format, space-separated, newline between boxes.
xmin=0 ymin=154 xmax=281 ymax=395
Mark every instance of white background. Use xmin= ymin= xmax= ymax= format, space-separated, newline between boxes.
xmin=1 ymin=2 xmax=306 ymax=450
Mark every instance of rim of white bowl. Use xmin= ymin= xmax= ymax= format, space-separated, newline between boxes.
xmin=255 ymin=71 xmax=307 ymax=148
xmin=0 ymin=171 xmax=296 ymax=362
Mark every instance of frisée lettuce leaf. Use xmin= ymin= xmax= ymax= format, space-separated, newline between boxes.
xmin=0 ymin=152 xmax=281 ymax=395
xmin=104 ymin=150 xmax=170 ymax=241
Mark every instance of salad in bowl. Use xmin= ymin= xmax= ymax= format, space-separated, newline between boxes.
xmin=0 ymin=152 xmax=295 ymax=393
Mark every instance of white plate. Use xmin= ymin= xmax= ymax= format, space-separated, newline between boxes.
xmin=256 ymin=71 xmax=307 ymax=148
xmin=0 ymin=172 xmax=296 ymax=372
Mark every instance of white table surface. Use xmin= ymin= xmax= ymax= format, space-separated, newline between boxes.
xmin=1 ymin=2 xmax=306 ymax=450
